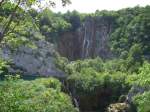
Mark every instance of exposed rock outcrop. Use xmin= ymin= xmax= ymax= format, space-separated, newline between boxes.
xmin=58 ymin=16 xmax=116 ymax=60
xmin=0 ymin=35 xmax=65 ymax=78
xmin=107 ymin=103 xmax=131 ymax=112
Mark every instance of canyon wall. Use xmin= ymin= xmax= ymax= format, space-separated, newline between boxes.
xmin=0 ymin=16 xmax=116 ymax=76
xmin=58 ymin=16 xmax=116 ymax=60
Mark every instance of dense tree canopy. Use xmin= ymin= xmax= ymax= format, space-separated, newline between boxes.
xmin=0 ymin=0 xmax=71 ymax=42
xmin=1 ymin=1 xmax=150 ymax=112
xmin=0 ymin=78 xmax=78 ymax=112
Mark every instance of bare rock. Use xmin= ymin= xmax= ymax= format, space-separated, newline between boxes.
xmin=0 ymin=38 xmax=65 ymax=78
xmin=107 ymin=103 xmax=131 ymax=112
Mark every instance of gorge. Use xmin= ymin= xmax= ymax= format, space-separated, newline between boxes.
xmin=0 ymin=2 xmax=150 ymax=112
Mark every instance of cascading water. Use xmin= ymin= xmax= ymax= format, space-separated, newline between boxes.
xmin=58 ymin=16 xmax=115 ymax=60
xmin=81 ymin=18 xmax=95 ymax=58
xmin=82 ymin=23 xmax=90 ymax=58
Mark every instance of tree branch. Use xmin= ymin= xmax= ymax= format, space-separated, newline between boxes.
xmin=4 ymin=19 xmax=20 ymax=37
xmin=0 ymin=0 xmax=5 ymax=7
xmin=0 ymin=0 xmax=21 ymax=42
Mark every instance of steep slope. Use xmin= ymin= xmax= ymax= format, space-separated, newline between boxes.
xmin=0 ymin=33 xmax=65 ymax=77
xmin=58 ymin=16 xmax=116 ymax=60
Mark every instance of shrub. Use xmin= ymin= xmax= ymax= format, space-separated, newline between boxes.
xmin=126 ymin=61 xmax=150 ymax=88
xmin=133 ymin=91 xmax=150 ymax=112
xmin=0 ymin=78 xmax=78 ymax=112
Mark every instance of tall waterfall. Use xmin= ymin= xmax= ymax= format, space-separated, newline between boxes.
xmin=58 ymin=16 xmax=115 ymax=60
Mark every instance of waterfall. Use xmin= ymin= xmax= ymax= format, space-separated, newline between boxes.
xmin=61 ymin=79 xmax=80 ymax=110
xmin=82 ymin=23 xmax=90 ymax=58
xmin=82 ymin=23 xmax=87 ymax=58
xmin=68 ymin=92 xmax=80 ymax=109
xmin=74 ymin=98 xmax=80 ymax=109
xmin=58 ymin=16 xmax=113 ymax=60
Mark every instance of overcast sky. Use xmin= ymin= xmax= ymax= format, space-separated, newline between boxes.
xmin=49 ymin=0 xmax=150 ymax=13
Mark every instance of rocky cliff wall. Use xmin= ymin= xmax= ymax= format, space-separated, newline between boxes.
xmin=0 ymin=32 xmax=65 ymax=77
xmin=0 ymin=16 xmax=116 ymax=76
xmin=58 ymin=16 xmax=116 ymax=60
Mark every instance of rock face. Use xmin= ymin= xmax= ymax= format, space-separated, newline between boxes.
xmin=0 ymin=16 xmax=116 ymax=76
xmin=58 ymin=16 xmax=116 ymax=60
xmin=0 ymin=38 xmax=65 ymax=77
xmin=107 ymin=103 xmax=131 ymax=112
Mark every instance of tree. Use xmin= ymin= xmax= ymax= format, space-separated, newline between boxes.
xmin=63 ymin=10 xmax=81 ymax=31
xmin=0 ymin=78 xmax=78 ymax=112
xmin=0 ymin=0 xmax=71 ymax=42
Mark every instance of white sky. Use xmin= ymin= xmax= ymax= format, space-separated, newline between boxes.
xmin=50 ymin=0 xmax=150 ymax=13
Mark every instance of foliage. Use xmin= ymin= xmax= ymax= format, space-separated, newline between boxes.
xmin=37 ymin=9 xmax=71 ymax=42
xmin=1 ymin=2 xmax=150 ymax=112
xmin=0 ymin=0 xmax=71 ymax=43
xmin=0 ymin=78 xmax=78 ymax=112
xmin=65 ymin=57 xmax=104 ymax=74
xmin=103 ymin=59 xmax=127 ymax=73
xmin=55 ymin=54 xmax=150 ymax=111
xmin=56 ymin=57 xmax=131 ymax=111
xmin=110 ymin=6 xmax=150 ymax=63
xmin=127 ymin=61 xmax=150 ymax=88
xmin=126 ymin=62 xmax=150 ymax=112
xmin=63 ymin=10 xmax=83 ymax=31
xmin=133 ymin=91 xmax=150 ymax=112
xmin=0 ymin=59 xmax=9 ymax=76
xmin=54 ymin=52 xmax=69 ymax=72
xmin=68 ymin=71 xmax=129 ymax=95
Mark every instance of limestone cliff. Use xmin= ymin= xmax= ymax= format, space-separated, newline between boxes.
xmin=58 ymin=16 xmax=116 ymax=60
xmin=0 ymin=16 xmax=116 ymax=76
xmin=0 ymin=32 xmax=65 ymax=77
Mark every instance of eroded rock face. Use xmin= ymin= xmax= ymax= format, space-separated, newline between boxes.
xmin=58 ymin=16 xmax=116 ymax=60
xmin=0 ymin=39 xmax=65 ymax=77
xmin=79 ymin=17 xmax=113 ymax=59
xmin=58 ymin=32 xmax=81 ymax=60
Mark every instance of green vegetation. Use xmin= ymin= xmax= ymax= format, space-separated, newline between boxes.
xmin=1 ymin=1 xmax=150 ymax=112
xmin=0 ymin=1 xmax=78 ymax=112
xmin=127 ymin=62 xmax=150 ymax=88
xmin=0 ymin=59 xmax=10 ymax=78
xmin=55 ymin=55 xmax=150 ymax=111
xmin=133 ymin=91 xmax=150 ymax=112
xmin=111 ymin=6 xmax=150 ymax=64
xmin=128 ymin=62 xmax=150 ymax=112
xmin=0 ymin=58 xmax=78 ymax=112
xmin=0 ymin=78 xmax=78 ymax=112
xmin=56 ymin=57 xmax=130 ymax=111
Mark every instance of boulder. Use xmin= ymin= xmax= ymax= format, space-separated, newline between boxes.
xmin=107 ymin=103 xmax=131 ymax=112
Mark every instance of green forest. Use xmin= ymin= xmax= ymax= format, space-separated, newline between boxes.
xmin=0 ymin=0 xmax=150 ymax=112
